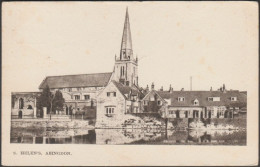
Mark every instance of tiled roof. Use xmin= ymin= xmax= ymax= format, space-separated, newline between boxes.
xmin=156 ymin=90 xmax=247 ymax=107
xmin=112 ymin=80 xmax=141 ymax=98
xmin=39 ymin=72 xmax=112 ymax=89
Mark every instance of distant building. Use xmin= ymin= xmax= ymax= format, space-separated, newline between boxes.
xmin=11 ymin=92 xmax=40 ymax=118
xmin=141 ymin=84 xmax=247 ymax=119
xmin=38 ymin=72 xmax=113 ymax=114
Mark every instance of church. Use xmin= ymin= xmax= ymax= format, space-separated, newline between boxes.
xmin=11 ymin=8 xmax=144 ymax=119
xmin=11 ymin=8 xmax=246 ymax=122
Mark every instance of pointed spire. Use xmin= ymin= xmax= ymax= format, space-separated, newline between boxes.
xmin=120 ymin=7 xmax=133 ymax=60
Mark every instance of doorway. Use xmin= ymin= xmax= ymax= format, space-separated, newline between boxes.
xmin=18 ymin=110 xmax=22 ymax=119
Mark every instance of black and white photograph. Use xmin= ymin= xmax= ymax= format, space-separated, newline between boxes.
xmin=2 ymin=1 xmax=258 ymax=166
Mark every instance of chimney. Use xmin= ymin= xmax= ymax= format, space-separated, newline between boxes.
xmin=169 ymin=84 xmax=173 ymax=93
xmin=220 ymin=86 xmax=223 ymax=92
xmin=160 ymin=86 xmax=163 ymax=91
xmin=210 ymin=87 xmax=212 ymax=91
xmin=181 ymin=88 xmax=184 ymax=91
xmin=151 ymin=82 xmax=155 ymax=90
xmin=223 ymin=84 xmax=226 ymax=93
xmin=146 ymin=85 xmax=149 ymax=91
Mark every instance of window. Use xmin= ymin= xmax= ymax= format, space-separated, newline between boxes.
xmin=107 ymin=92 xmax=116 ymax=97
xmin=150 ymin=96 xmax=155 ymax=101
xmin=106 ymin=107 xmax=115 ymax=114
xmin=231 ymin=97 xmax=237 ymax=101
xmin=68 ymin=88 xmax=72 ymax=92
xmin=194 ymin=99 xmax=199 ymax=106
xmin=178 ymin=97 xmax=185 ymax=102
xmin=27 ymin=105 xmax=33 ymax=109
xmin=74 ymin=95 xmax=80 ymax=100
xmin=208 ymin=97 xmax=220 ymax=101
xmin=169 ymin=111 xmax=174 ymax=114
xmin=157 ymin=100 xmax=161 ymax=105
xmin=84 ymin=95 xmax=90 ymax=100
xmin=143 ymin=101 xmax=147 ymax=106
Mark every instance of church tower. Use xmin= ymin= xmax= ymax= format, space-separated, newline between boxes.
xmin=114 ymin=8 xmax=138 ymax=86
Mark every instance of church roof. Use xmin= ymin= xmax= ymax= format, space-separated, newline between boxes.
xmin=39 ymin=72 xmax=112 ymax=89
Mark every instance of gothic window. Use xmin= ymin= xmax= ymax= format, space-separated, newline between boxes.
xmin=19 ymin=98 xmax=24 ymax=109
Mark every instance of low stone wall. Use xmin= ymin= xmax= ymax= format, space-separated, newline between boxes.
xmin=11 ymin=120 xmax=94 ymax=130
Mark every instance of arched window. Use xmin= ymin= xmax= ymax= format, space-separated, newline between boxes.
xmin=27 ymin=105 xmax=33 ymax=109
xmin=19 ymin=98 xmax=24 ymax=109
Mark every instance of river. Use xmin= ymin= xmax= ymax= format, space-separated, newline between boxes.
xmin=10 ymin=127 xmax=246 ymax=145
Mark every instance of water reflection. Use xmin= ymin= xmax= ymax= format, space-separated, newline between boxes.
xmin=10 ymin=128 xmax=246 ymax=145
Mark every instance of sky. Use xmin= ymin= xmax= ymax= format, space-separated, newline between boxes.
xmin=3 ymin=2 xmax=258 ymax=92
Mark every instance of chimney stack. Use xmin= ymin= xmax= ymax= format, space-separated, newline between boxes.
xmin=210 ymin=87 xmax=212 ymax=91
xmin=169 ymin=84 xmax=173 ymax=93
xmin=146 ymin=85 xmax=149 ymax=91
xmin=181 ymin=88 xmax=184 ymax=91
xmin=159 ymin=86 xmax=163 ymax=91
xmin=151 ymin=82 xmax=155 ymax=90
xmin=223 ymin=84 xmax=226 ymax=93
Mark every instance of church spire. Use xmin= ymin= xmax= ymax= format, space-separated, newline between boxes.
xmin=120 ymin=7 xmax=133 ymax=60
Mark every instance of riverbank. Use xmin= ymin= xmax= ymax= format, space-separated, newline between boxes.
xmin=11 ymin=119 xmax=95 ymax=130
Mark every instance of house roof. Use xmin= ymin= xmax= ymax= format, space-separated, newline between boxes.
xmin=155 ymin=90 xmax=247 ymax=107
xmin=111 ymin=80 xmax=141 ymax=98
xmin=39 ymin=72 xmax=112 ymax=89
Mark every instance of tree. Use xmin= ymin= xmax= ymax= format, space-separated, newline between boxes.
xmin=52 ymin=90 xmax=65 ymax=113
xmin=36 ymin=85 xmax=65 ymax=120
xmin=37 ymin=84 xmax=52 ymax=114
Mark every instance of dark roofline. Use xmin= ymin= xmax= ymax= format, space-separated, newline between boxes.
xmin=43 ymin=72 xmax=112 ymax=78
xmin=157 ymin=90 xmax=240 ymax=93
xmin=12 ymin=92 xmax=41 ymax=95
xmin=38 ymin=72 xmax=113 ymax=89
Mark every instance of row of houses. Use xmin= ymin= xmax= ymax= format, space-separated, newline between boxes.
xmin=11 ymin=9 xmax=247 ymax=123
